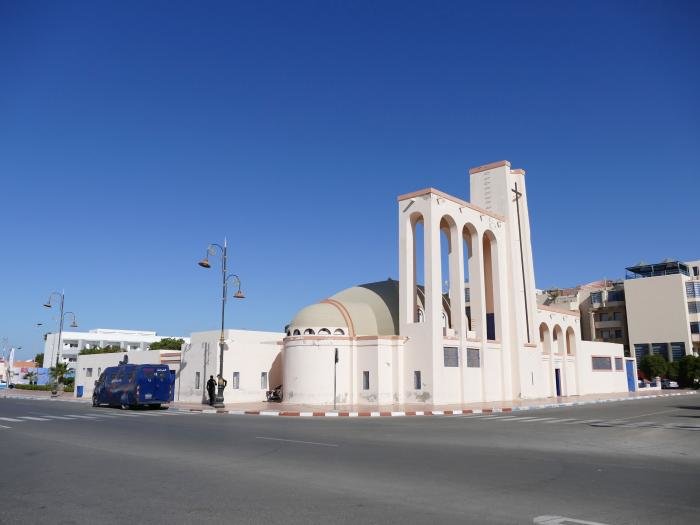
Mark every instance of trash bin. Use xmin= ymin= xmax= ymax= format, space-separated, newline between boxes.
xmin=76 ymin=385 xmax=84 ymax=398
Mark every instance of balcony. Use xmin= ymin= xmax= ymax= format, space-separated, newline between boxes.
xmin=594 ymin=320 xmax=623 ymax=329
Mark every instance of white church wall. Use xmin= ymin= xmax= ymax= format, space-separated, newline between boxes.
xmin=577 ymin=340 xmax=628 ymax=395
xmin=178 ymin=329 xmax=283 ymax=404
xmin=482 ymin=343 xmax=504 ymax=401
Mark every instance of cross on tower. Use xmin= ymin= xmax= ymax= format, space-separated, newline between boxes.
xmin=512 ymin=182 xmax=531 ymax=343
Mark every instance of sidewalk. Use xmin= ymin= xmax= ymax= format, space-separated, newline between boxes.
xmin=173 ymin=389 xmax=697 ymax=417
xmin=3 ymin=388 xmax=695 ymax=417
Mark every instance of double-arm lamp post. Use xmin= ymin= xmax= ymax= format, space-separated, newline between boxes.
xmin=43 ymin=291 xmax=78 ymax=373
xmin=198 ymin=238 xmax=244 ymax=407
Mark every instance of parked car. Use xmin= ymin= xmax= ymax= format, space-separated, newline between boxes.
xmin=661 ymin=379 xmax=679 ymax=389
xmin=92 ymin=363 xmax=175 ymax=409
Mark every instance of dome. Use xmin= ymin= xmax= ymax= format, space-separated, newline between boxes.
xmin=288 ymin=279 xmax=407 ymax=337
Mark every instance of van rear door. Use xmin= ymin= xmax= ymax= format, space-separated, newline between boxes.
xmin=140 ymin=366 xmax=171 ymax=403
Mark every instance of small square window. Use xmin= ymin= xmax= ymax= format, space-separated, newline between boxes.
xmin=232 ymin=372 xmax=240 ymax=389
xmin=615 ymin=358 xmax=623 ymax=370
xmin=414 ymin=371 xmax=421 ymax=390
xmin=614 ymin=329 xmax=623 ymax=338
xmin=362 ymin=371 xmax=370 ymax=390
xmin=195 ymin=372 xmax=201 ymax=389
xmin=467 ymin=348 xmax=480 ymax=368
xmin=260 ymin=372 xmax=268 ymax=390
xmin=85 ymin=368 xmax=92 ymax=378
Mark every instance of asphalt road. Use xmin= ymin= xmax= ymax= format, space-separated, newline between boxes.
xmin=1 ymin=395 xmax=698 ymax=525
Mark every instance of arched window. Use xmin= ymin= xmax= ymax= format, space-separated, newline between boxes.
xmin=539 ymin=323 xmax=551 ymax=354
xmin=417 ymin=308 xmax=425 ymax=323
xmin=292 ymin=329 xmax=300 ymax=336
xmin=303 ymin=328 xmax=315 ymax=335
xmin=566 ymin=327 xmax=576 ymax=355
xmin=286 ymin=331 xmax=291 ymax=337
xmin=318 ymin=328 xmax=331 ymax=335
xmin=333 ymin=328 xmax=345 ymax=335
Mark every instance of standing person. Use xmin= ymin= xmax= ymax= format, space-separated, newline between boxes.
xmin=206 ymin=375 xmax=216 ymax=406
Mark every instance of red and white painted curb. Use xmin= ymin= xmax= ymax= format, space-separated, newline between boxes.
xmin=178 ymin=391 xmax=696 ymax=417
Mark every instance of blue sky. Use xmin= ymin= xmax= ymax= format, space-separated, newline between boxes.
xmin=1 ymin=1 xmax=698 ymax=360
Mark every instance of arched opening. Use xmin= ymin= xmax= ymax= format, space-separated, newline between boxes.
xmin=303 ymin=328 xmax=315 ymax=335
xmin=439 ymin=215 xmax=458 ymax=329
xmin=482 ymin=230 xmax=500 ymax=341
xmin=292 ymin=329 xmax=300 ymax=336
xmin=566 ymin=327 xmax=576 ymax=356
xmin=410 ymin=213 xmax=426 ymax=323
xmin=333 ymin=328 xmax=345 ymax=335
xmin=318 ymin=328 xmax=330 ymax=335
xmin=539 ymin=323 xmax=551 ymax=354
xmin=463 ymin=223 xmax=478 ymax=333
xmin=286 ymin=331 xmax=291 ymax=337
xmin=552 ymin=325 xmax=564 ymax=354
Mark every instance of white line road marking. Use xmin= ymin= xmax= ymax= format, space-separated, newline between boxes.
xmin=543 ymin=418 xmax=579 ymax=424
xmin=510 ymin=416 xmax=541 ymax=421
xmin=256 ymin=437 xmax=339 ymax=447
xmin=39 ymin=415 xmax=78 ymax=420
xmin=63 ymin=415 xmax=99 ymax=419
xmin=516 ymin=417 xmax=556 ymax=422
xmin=0 ymin=417 xmax=23 ymax=422
xmin=0 ymin=424 xmax=11 ymax=429
xmin=534 ymin=515 xmax=611 ymax=525
xmin=17 ymin=416 xmax=50 ymax=421
xmin=488 ymin=416 xmax=519 ymax=421
xmin=615 ymin=408 xmax=681 ymax=421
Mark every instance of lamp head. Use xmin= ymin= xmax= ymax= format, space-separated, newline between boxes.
xmin=198 ymin=258 xmax=211 ymax=269
xmin=43 ymin=301 xmax=52 ymax=308
xmin=233 ymin=290 xmax=245 ymax=300
xmin=70 ymin=321 xmax=78 ymax=328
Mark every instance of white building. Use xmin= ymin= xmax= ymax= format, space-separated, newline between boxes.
xmin=624 ymin=259 xmax=700 ymax=361
xmin=43 ymin=328 xmax=189 ymax=369
xmin=177 ymin=329 xmax=283 ymax=404
xmin=281 ymin=160 xmax=636 ymax=405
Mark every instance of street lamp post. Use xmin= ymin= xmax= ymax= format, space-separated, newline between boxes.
xmin=198 ymin=238 xmax=245 ymax=408
xmin=43 ymin=291 xmax=78 ymax=392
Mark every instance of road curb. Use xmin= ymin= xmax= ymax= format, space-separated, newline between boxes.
xmin=173 ymin=390 xmax=696 ymax=417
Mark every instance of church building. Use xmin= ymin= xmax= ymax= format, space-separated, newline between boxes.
xmin=282 ymin=160 xmax=636 ymax=405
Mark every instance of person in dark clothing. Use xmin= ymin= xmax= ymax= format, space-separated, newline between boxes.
xmin=206 ymin=375 xmax=216 ymax=406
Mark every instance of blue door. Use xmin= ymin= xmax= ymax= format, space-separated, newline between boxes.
xmin=554 ymin=369 xmax=562 ymax=397
xmin=625 ymin=360 xmax=636 ymax=392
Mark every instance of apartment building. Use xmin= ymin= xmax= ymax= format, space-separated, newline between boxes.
xmin=539 ymin=259 xmax=700 ymax=363
xmin=625 ymin=259 xmax=700 ymax=362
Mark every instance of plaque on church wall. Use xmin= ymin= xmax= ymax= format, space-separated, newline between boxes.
xmin=443 ymin=346 xmax=459 ymax=367
xmin=467 ymin=348 xmax=480 ymax=368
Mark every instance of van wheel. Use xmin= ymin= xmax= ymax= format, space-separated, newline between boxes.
xmin=152 ymin=404 xmax=161 ymax=410
xmin=120 ymin=401 xmax=130 ymax=410
xmin=92 ymin=395 xmax=98 ymax=407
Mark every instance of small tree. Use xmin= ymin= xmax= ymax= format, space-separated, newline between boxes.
xmin=149 ymin=338 xmax=185 ymax=350
xmin=23 ymin=370 xmax=38 ymax=385
xmin=638 ymin=354 xmax=667 ymax=380
xmin=34 ymin=353 xmax=44 ymax=367
xmin=49 ymin=362 xmax=70 ymax=385
xmin=678 ymin=355 xmax=700 ymax=388
xmin=666 ymin=361 xmax=680 ymax=381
